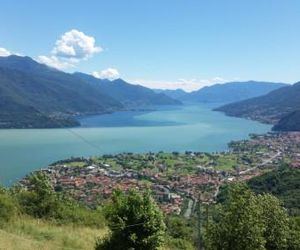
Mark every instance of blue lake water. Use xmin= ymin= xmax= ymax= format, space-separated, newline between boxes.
xmin=0 ymin=105 xmax=271 ymax=185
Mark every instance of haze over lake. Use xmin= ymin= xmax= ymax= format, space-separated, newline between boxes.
xmin=0 ymin=105 xmax=271 ymax=185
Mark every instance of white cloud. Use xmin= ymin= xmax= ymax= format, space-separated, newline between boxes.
xmin=37 ymin=55 xmax=75 ymax=70
xmin=37 ymin=29 xmax=102 ymax=70
xmin=130 ymin=77 xmax=227 ymax=92
xmin=92 ymin=68 xmax=120 ymax=80
xmin=52 ymin=29 xmax=102 ymax=59
xmin=0 ymin=47 xmax=11 ymax=57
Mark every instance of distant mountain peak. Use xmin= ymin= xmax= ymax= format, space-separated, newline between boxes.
xmin=178 ymin=81 xmax=287 ymax=104
xmin=74 ymin=71 xmax=181 ymax=107
xmin=0 ymin=54 xmax=58 ymax=73
xmin=215 ymin=80 xmax=300 ymax=127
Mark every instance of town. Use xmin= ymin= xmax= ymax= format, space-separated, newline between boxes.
xmin=21 ymin=132 xmax=300 ymax=216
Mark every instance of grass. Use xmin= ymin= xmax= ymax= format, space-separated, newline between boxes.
xmin=214 ymin=155 xmax=238 ymax=170
xmin=0 ymin=217 xmax=107 ymax=250
xmin=96 ymin=152 xmax=240 ymax=175
xmin=64 ymin=162 xmax=87 ymax=168
xmin=0 ymin=217 xmax=190 ymax=250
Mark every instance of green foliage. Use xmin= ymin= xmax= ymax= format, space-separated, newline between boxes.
xmin=0 ymin=216 xmax=104 ymax=250
xmin=257 ymin=194 xmax=289 ymax=250
xmin=0 ymin=185 xmax=6 ymax=194
xmin=165 ymin=237 xmax=195 ymax=250
xmin=288 ymin=217 xmax=300 ymax=250
xmin=248 ymin=166 xmax=300 ymax=215
xmin=54 ymin=198 xmax=104 ymax=227
xmin=96 ymin=189 xmax=166 ymax=250
xmin=215 ymin=184 xmax=231 ymax=203
xmin=165 ymin=215 xmax=195 ymax=250
xmin=15 ymin=172 xmax=104 ymax=227
xmin=17 ymin=172 xmax=59 ymax=218
xmin=165 ymin=215 xmax=194 ymax=241
xmin=205 ymin=183 xmax=291 ymax=250
xmin=206 ymin=184 xmax=266 ymax=250
xmin=0 ymin=192 xmax=19 ymax=226
xmin=273 ymin=110 xmax=300 ymax=131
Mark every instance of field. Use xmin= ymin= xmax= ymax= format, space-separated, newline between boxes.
xmin=0 ymin=217 xmax=178 ymax=250
xmin=0 ymin=217 xmax=106 ymax=250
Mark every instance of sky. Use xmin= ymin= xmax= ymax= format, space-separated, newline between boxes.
xmin=0 ymin=0 xmax=300 ymax=91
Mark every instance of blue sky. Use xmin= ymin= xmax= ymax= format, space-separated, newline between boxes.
xmin=0 ymin=0 xmax=300 ymax=91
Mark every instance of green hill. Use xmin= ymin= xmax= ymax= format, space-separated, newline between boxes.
xmin=74 ymin=73 xmax=182 ymax=107
xmin=0 ymin=56 xmax=180 ymax=128
xmin=248 ymin=166 xmax=300 ymax=215
xmin=0 ymin=56 xmax=123 ymax=128
xmin=273 ymin=110 xmax=300 ymax=131
xmin=215 ymin=82 xmax=300 ymax=124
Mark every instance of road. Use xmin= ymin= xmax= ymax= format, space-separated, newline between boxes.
xmin=184 ymin=199 xmax=194 ymax=219
xmin=239 ymin=151 xmax=281 ymax=175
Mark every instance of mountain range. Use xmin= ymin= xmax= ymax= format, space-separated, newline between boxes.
xmin=273 ymin=111 xmax=300 ymax=131
xmin=215 ymin=82 xmax=300 ymax=131
xmin=1 ymin=55 xmax=299 ymax=131
xmin=158 ymin=81 xmax=300 ymax=131
xmin=158 ymin=81 xmax=287 ymax=104
xmin=74 ymin=73 xmax=180 ymax=108
xmin=0 ymin=55 xmax=180 ymax=128
xmin=154 ymin=89 xmax=187 ymax=100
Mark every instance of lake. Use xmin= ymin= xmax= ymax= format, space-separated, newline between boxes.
xmin=0 ymin=105 xmax=271 ymax=185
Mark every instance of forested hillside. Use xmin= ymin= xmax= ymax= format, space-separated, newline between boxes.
xmin=0 ymin=56 xmax=180 ymax=128
xmin=215 ymin=82 xmax=300 ymax=124
xmin=74 ymin=72 xmax=182 ymax=107
xmin=248 ymin=166 xmax=300 ymax=215
xmin=273 ymin=111 xmax=300 ymax=131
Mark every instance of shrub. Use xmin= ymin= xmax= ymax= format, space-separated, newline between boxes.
xmin=15 ymin=172 xmax=105 ymax=227
xmin=0 ymin=193 xmax=18 ymax=226
xmin=205 ymin=183 xmax=291 ymax=250
xmin=96 ymin=189 xmax=166 ymax=250
xmin=165 ymin=237 xmax=195 ymax=250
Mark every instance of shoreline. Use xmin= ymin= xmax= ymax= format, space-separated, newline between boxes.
xmin=19 ymin=131 xmax=300 ymax=214
xmin=0 ymin=105 xmax=272 ymax=186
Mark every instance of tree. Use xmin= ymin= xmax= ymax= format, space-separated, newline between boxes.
xmin=205 ymin=184 xmax=291 ymax=250
xmin=288 ymin=217 xmax=300 ymax=250
xmin=96 ymin=189 xmax=166 ymax=250
xmin=248 ymin=166 xmax=300 ymax=216
xmin=17 ymin=172 xmax=59 ymax=218
xmin=165 ymin=215 xmax=195 ymax=250
xmin=257 ymin=194 xmax=289 ymax=250
xmin=206 ymin=184 xmax=265 ymax=250
xmin=165 ymin=215 xmax=193 ymax=241
xmin=15 ymin=172 xmax=105 ymax=227
xmin=0 ymin=192 xmax=18 ymax=226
